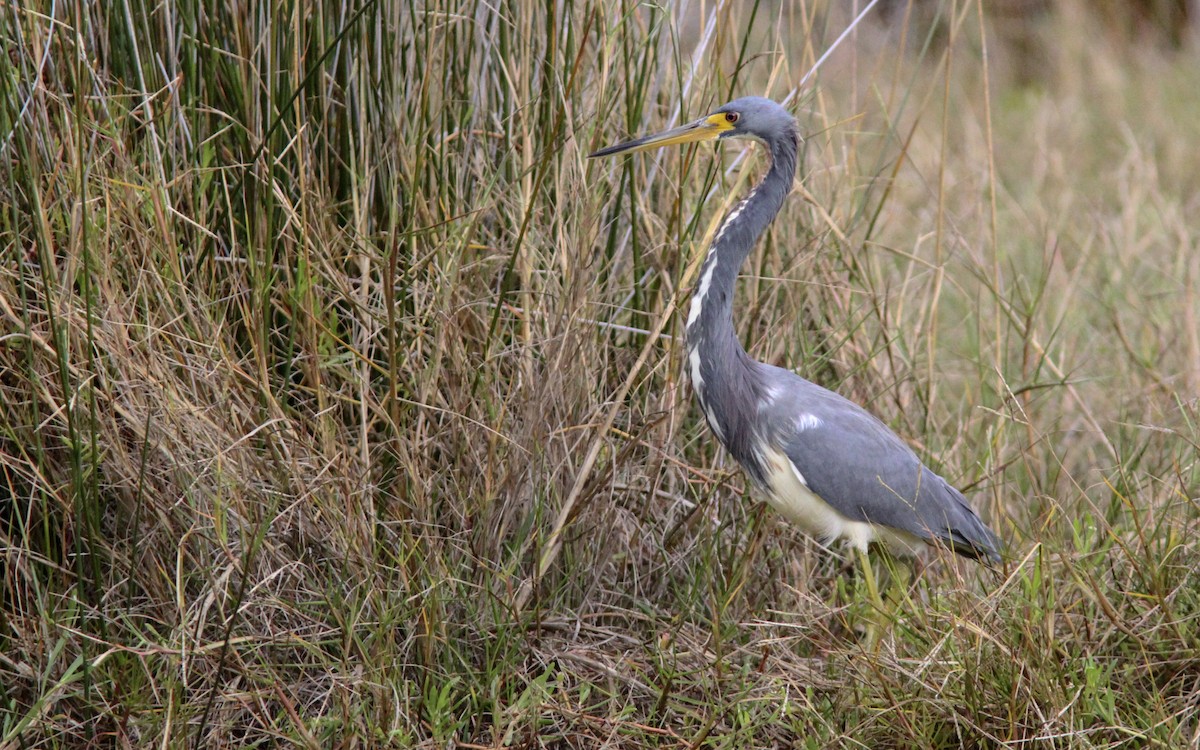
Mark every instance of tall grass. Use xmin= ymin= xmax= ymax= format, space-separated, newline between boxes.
xmin=2 ymin=0 xmax=1198 ymax=746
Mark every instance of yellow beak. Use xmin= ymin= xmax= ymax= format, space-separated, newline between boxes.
xmin=588 ymin=113 xmax=733 ymax=158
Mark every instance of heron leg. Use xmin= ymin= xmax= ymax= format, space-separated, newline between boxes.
xmin=853 ymin=546 xmax=888 ymax=649
xmin=849 ymin=545 xmax=920 ymax=649
xmin=854 ymin=546 xmax=887 ymax=613
xmin=880 ymin=551 xmax=914 ymax=612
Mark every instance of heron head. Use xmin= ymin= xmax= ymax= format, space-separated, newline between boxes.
xmin=588 ymin=96 xmax=796 ymax=158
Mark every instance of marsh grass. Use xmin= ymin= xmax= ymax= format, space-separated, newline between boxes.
xmin=2 ymin=0 xmax=1199 ymax=746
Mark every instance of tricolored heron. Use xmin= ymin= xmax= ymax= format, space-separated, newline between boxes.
xmin=590 ymin=98 xmax=1001 ymax=598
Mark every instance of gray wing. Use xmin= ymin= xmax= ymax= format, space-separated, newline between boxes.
xmin=759 ymin=365 xmax=1001 ymax=562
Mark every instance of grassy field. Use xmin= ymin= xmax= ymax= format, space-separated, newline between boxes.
xmin=3 ymin=0 xmax=1199 ymax=746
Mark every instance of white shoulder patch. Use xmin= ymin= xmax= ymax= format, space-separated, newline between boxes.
xmin=758 ymin=383 xmax=784 ymax=411
xmin=795 ymin=413 xmax=823 ymax=432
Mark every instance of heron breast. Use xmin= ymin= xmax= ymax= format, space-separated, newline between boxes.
xmin=757 ymin=445 xmax=926 ymax=556
xmin=758 ymin=446 xmax=860 ymax=543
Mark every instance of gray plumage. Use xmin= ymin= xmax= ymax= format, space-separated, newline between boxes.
xmin=591 ymin=96 xmax=1001 ymax=563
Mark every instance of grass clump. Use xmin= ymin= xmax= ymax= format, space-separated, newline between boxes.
xmin=2 ymin=0 xmax=1199 ymax=746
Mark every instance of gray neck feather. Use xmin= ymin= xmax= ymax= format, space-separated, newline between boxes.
xmin=686 ymin=132 xmax=798 ymax=484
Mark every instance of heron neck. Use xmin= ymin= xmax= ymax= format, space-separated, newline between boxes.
xmin=687 ymin=137 xmax=796 ymax=358
xmin=685 ymin=136 xmax=797 ymax=481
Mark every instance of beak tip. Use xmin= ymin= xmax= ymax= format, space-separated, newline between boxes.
xmin=588 ymin=142 xmax=635 ymax=159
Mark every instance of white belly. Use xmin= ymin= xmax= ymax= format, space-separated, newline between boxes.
xmin=758 ymin=446 xmax=923 ymax=556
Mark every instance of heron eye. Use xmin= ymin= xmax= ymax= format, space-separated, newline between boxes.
xmin=725 ymin=112 xmax=739 ymax=124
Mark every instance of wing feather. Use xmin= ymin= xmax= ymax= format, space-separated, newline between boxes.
xmin=759 ymin=366 xmax=1001 ymax=562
